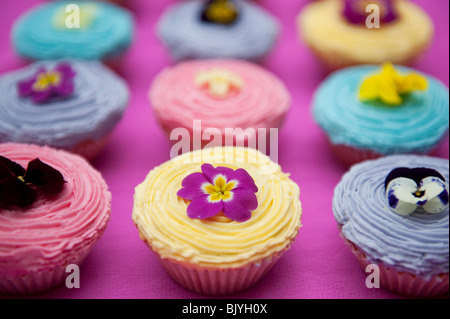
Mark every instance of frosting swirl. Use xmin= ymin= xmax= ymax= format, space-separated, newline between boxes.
xmin=0 ymin=143 xmax=111 ymax=275
xmin=333 ymin=155 xmax=449 ymax=277
xmin=157 ymin=0 xmax=279 ymax=61
xmin=132 ymin=147 xmax=302 ymax=268
xmin=298 ymin=0 xmax=433 ymax=66
xmin=150 ymin=59 xmax=291 ymax=142
xmin=313 ymin=65 xmax=449 ymax=154
xmin=12 ymin=1 xmax=133 ymax=60
xmin=0 ymin=60 xmax=129 ymax=149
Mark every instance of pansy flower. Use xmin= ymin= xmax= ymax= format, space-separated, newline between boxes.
xmin=0 ymin=156 xmax=65 ymax=209
xmin=177 ymin=164 xmax=258 ymax=222
xmin=343 ymin=0 xmax=397 ymax=25
xmin=17 ymin=63 xmax=76 ymax=104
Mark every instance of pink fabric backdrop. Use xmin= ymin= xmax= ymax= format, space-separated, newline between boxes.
xmin=0 ymin=0 xmax=448 ymax=299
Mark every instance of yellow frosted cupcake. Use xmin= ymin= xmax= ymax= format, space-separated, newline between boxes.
xmin=297 ymin=0 xmax=434 ymax=70
xmin=132 ymin=147 xmax=302 ymax=296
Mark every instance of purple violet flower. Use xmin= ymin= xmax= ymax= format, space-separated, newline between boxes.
xmin=17 ymin=63 xmax=76 ymax=104
xmin=343 ymin=0 xmax=397 ymax=25
xmin=177 ymin=164 xmax=258 ymax=222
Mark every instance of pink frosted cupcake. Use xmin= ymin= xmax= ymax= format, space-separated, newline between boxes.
xmin=150 ymin=59 xmax=291 ymax=150
xmin=132 ymin=147 xmax=302 ymax=296
xmin=0 ymin=143 xmax=111 ymax=295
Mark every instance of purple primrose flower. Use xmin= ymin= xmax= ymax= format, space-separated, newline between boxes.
xmin=343 ymin=0 xmax=397 ymax=25
xmin=177 ymin=164 xmax=258 ymax=222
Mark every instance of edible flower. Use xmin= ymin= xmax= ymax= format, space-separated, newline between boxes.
xmin=177 ymin=164 xmax=258 ymax=222
xmin=195 ymin=68 xmax=244 ymax=98
xmin=17 ymin=63 xmax=76 ymax=104
xmin=343 ymin=0 xmax=397 ymax=25
xmin=385 ymin=167 xmax=449 ymax=216
xmin=359 ymin=63 xmax=428 ymax=105
xmin=0 ymin=156 xmax=65 ymax=210
xmin=201 ymin=0 xmax=239 ymax=25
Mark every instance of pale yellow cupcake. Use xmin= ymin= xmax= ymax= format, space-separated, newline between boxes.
xmin=297 ymin=0 xmax=434 ymax=70
xmin=132 ymin=147 xmax=302 ymax=296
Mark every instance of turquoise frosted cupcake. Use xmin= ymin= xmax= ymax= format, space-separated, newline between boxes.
xmin=0 ymin=59 xmax=129 ymax=160
xmin=313 ymin=63 xmax=449 ymax=166
xmin=157 ymin=0 xmax=279 ymax=61
xmin=12 ymin=1 xmax=133 ymax=65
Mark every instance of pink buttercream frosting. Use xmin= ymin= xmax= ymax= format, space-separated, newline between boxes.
xmin=150 ymin=59 xmax=291 ymax=142
xmin=0 ymin=143 xmax=111 ymax=278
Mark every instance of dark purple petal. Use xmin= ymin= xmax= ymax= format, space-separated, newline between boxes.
xmin=385 ymin=167 xmax=446 ymax=189
xmin=187 ymin=195 xmax=224 ymax=220
xmin=177 ymin=172 xmax=210 ymax=200
xmin=30 ymin=89 xmax=52 ymax=104
xmin=232 ymin=168 xmax=258 ymax=193
xmin=201 ymin=164 xmax=235 ymax=184
xmin=222 ymin=199 xmax=252 ymax=223
xmin=0 ymin=156 xmax=26 ymax=179
xmin=343 ymin=0 xmax=397 ymax=25
xmin=229 ymin=188 xmax=258 ymax=211
xmin=24 ymin=158 xmax=65 ymax=195
xmin=54 ymin=63 xmax=76 ymax=79
xmin=17 ymin=78 xmax=35 ymax=97
xmin=53 ymin=81 xmax=74 ymax=97
xmin=0 ymin=175 xmax=37 ymax=208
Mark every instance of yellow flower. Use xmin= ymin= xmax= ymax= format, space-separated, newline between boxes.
xmin=195 ymin=68 xmax=244 ymax=98
xmin=359 ymin=63 xmax=428 ymax=105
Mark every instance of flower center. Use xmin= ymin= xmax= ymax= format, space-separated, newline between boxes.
xmin=414 ymin=189 xmax=425 ymax=198
xmin=204 ymin=176 xmax=236 ymax=202
xmin=32 ymin=71 xmax=62 ymax=92
xmin=195 ymin=68 xmax=244 ymax=98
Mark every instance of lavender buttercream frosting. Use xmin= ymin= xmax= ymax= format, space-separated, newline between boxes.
xmin=333 ymin=155 xmax=449 ymax=278
xmin=0 ymin=60 xmax=129 ymax=149
xmin=157 ymin=0 xmax=279 ymax=61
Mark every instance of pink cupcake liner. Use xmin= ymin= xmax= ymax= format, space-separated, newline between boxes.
xmin=146 ymin=237 xmax=295 ymax=296
xmin=330 ymin=142 xmax=383 ymax=167
xmin=69 ymin=134 xmax=111 ymax=161
xmin=338 ymin=227 xmax=449 ymax=298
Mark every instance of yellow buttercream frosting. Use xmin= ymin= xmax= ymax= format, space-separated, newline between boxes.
xmin=132 ymin=147 xmax=302 ymax=268
xmin=297 ymin=0 xmax=433 ymax=67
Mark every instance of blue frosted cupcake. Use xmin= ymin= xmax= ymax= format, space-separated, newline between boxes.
xmin=313 ymin=63 xmax=449 ymax=167
xmin=157 ymin=0 xmax=279 ymax=61
xmin=0 ymin=60 xmax=129 ymax=160
xmin=12 ymin=1 xmax=133 ymax=65
xmin=333 ymin=155 xmax=449 ymax=297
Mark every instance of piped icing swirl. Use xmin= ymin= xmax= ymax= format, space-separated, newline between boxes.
xmin=313 ymin=65 xmax=449 ymax=154
xmin=12 ymin=0 xmax=133 ymax=60
xmin=157 ymin=0 xmax=279 ymax=61
xmin=298 ymin=0 xmax=433 ymax=66
xmin=132 ymin=147 xmax=302 ymax=268
xmin=0 ymin=143 xmax=111 ymax=275
xmin=150 ymin=59 xmax=291 ymax=137
xmin=0 ymin=60 xmax=129 ymax=149
xmin=333 ymin=155 xmax=449 ymax=277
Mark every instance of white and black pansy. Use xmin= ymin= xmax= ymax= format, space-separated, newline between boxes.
xmin=385 ymin=167 xmax=449 ymax=216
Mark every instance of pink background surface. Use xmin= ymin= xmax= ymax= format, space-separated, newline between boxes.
xmin=0 ymin=0 xmax=448 ymax=299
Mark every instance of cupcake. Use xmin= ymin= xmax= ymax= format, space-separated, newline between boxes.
xmin=132 ymin=146 xmax=302 ymax=296
xmin=150 ymin=59 xmax=290 ymax=149
xmin=0 ymin=59 xmax=129 ymax=161
xmin=0 ymin=143 xmax=111 ymax=295
xmin=157 ymin=0 xmax=279 ymax=61
xmin=312 ymin=63 xmax=449 ymax=167
xmin=12 ymin=0 xmax=133 ymax=67
xmin=297 ymin=0 xmax=434 ymax=70
xmin=333 ymin=154 xmax=449 ymax=298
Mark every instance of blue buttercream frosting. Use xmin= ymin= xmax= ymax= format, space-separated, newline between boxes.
xmin=0 ymin=60 xmax=129 ymax=149
xmin=333 ymin=155 xmax=449 ymax=277
xmin=157 ymin=0 xmax=279 ymax=61
xmin=313 ymin=65 xmax=449 ymax=155
xmin=12 ymin=1 xmax=133 ymax=61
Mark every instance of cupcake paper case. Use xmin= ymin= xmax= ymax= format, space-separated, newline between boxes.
xmin=297 ymin=0 xmax=434 ymax=70
xmin=157 ymin=0 xmax=279 ymax=61
xmin=333 ymin=155 xmax=449 ymax=298
xmin=150 ymin=59 xmax=291 ymax=148
xmin=132 ymin=147 xmax=302 ymax=296
xmin=12 ymin=0 xmax=133 ymax=63
xmin=0 ymin=59 xmax=129 ymax=160
xmin=0 ymin=143 xmax=111 ymax=295
xmin=313 ymin=64 xmax=449 ymax=167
